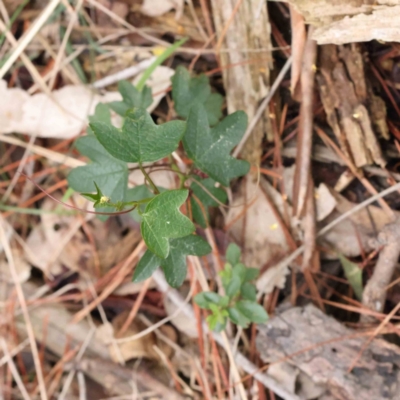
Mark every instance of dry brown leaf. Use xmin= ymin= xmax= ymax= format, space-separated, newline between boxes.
xmin=96 ymin=311 xmax=176 ymax=362
xmin=226 ymin=177 xmax=295 ymax=269
xmin=0 ymin=66 xmax=173 ymax=139
xmin=320 ymin=187 xmax=400 ymax=257
xmin=140 ymin=0 xmax=184 ymax=18
xmin=24 ymin=196 xmax=93 ymax=277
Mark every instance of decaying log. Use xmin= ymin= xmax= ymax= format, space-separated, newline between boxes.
xmin=317 ymin=44 xmax=387 ymax=169
xmin=210 ymin=0 xmax=272 ymax=167
xmin=284 ymin=0 xmax=400 ymax=45
xmin=256 ymin=304 xmax=400 ymax=400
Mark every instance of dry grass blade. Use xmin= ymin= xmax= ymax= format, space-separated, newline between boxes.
xmin=0 ymin=339 xmax=31 ymax=400
xmin=0 ymin=0 xmax=61 ymax=79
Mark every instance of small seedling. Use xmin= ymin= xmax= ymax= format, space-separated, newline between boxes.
xmin=67 ymin=64 xmax=250 ymax=289
xmin=194 ymin=243 xmax=269 ymax=332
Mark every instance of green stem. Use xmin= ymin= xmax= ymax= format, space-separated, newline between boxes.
xmin=136 ymin=37 xmax=188 ymax=91
xmin=139 ymin=164 xmax=160 ymax=195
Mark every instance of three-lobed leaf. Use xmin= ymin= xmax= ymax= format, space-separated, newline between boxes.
xmin=108 ymin=81 xmax=152 ymax=116
xmin=67 ymin=135 xmax=128 ymax=207
xmin=183 ymin=104 xmax=250 ymax=186
xmin=171 ymin=65 xmax=223 ymax=126
xmin=134 ymin=234 xmax=211 ymax=287
xmin=140 ymin=190 xmax=194 ymax=259
xmin=90 ymin=107 xmax=186 ymax=163
xmin=190 ymin=177 xmax=227 ymax=227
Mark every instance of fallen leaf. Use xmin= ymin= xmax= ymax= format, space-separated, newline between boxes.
xmin=24 ymin=196 xmax=94 ymax=277
xmin=320 ymin=187 xmax=400 ymax=257
xmin=140 ymin=0 xmax=184 ymax=18
xmin=0 ymin=66 xmax=174 ymax=139
xmin=96 ymin=311 xmax=176 ymax=362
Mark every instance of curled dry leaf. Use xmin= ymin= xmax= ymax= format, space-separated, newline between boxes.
xmin=24 ymin=196 xmax=94 ymax=277
xmin=0 ymin=66 xmax=173 ymax=139
xmin=96 ymin=311 xmax=177 ymax=363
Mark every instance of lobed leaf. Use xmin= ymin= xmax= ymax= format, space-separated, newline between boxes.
xmin=134 ymin=235 xmax=211 ymax=287
xmin=171 ymin=65 xmax=223 ymax=126
xmin=190 ymin=177 xmax=227 ymax=227
xmin=90 ymin=107 xmax=186 ymax=163
xmin=183 ymin=104 xmax=250 ymax=186
xmin=140 ymin=190 xmax=195 ymax=259
xmin=67 ymin=136 xmax=128 ymax=208
xmin=108 ymin=81 xmax=152 ymax=116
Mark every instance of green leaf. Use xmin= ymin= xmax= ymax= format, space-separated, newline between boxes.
xmin=203 ymin=291 xmax=224 ymax=305
xmin=140 ymin=190 xmax=195 ymax=259
xmin=133 ymin=250 xmax=159 ymax=282
xmin=135 ymin=235 xmax=211 ymax=287
xmin=125 ymin=185 xmax=157 ymax=222
xmin=90 ymin=108 xmax=186 ymax=163
xmin=171 ymin=65 xmax=223 ymax=126
xmin=190 ymin=177 xmax=227 ymax=227
xmin=183 ymin=104 xmax=250 ymax=186
xmin=161 ymin=235 xmax=211 ymax=287
xmin=220 ymin=263 xmax=232 ymax=288
xmin=207 ymin=312 xmax=227 ymax=332
xmin=339 ymin=254 xmax=363 ymax=300
xmin=225 ymin=274 xmax=241 ymax=298
xmin=86 ymin=103 xmax=112 ymax=135
xmin=108 ymin=81 xmax=152 ymax=116
xmin=243 ymin=268 xmax=260 ymax=282
xmin=67 ymin=136 xmax=128 ymax=208
xmin=226 ymin=243 xmax=241 ymax=266
xmin=214 ymin=318 xmax=227 ymax=332
xmin=194 ymin=291 xmax=223 ymax=309
xmin=240 ymin=282 xmax=257 ymax=301
xmin=228 ymin=307 xmax=250 ymax=328
xmin=235 ymin=300 xmax=269 ymax=324
xmin=218 ymin=295 xmax=229 ymax=308
xmin=194 ymin=292 xmax=211 ymax=309
xmin=232 ymin=263 xmax=246 ymax=283
xmin=206 ymin=313 xmax=219 ymax=331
